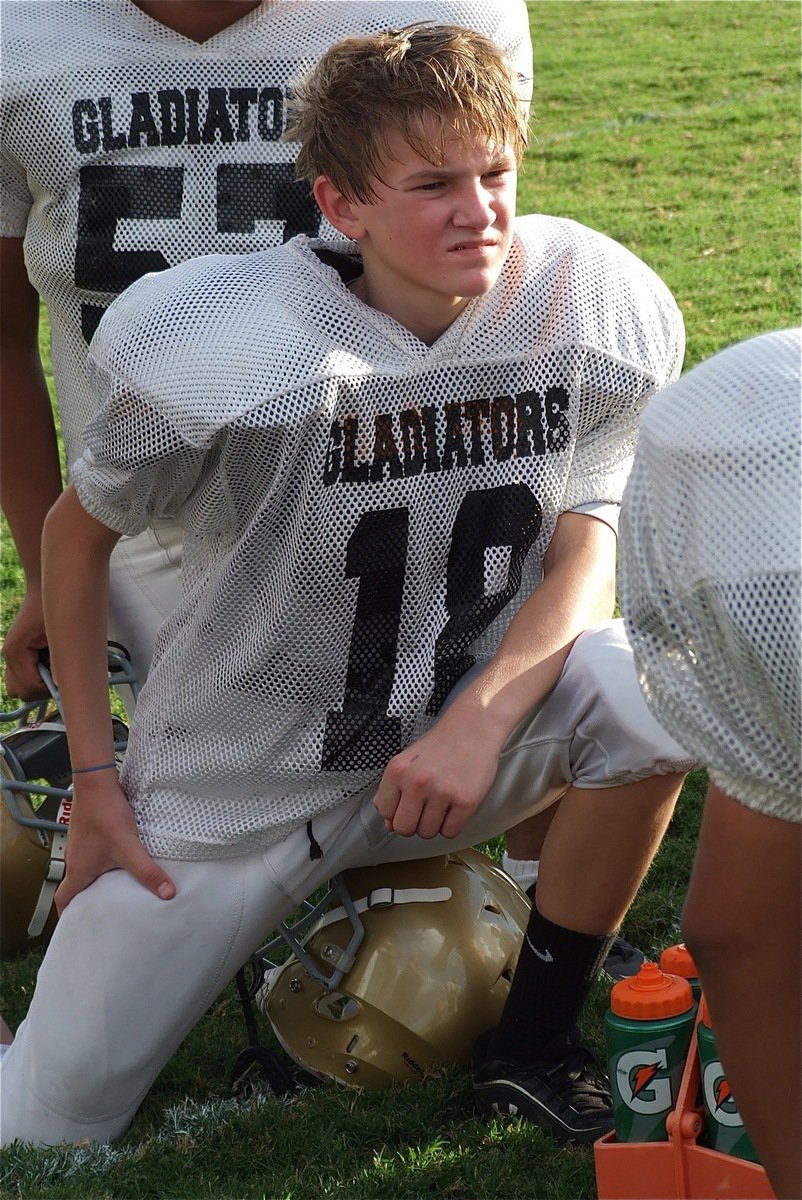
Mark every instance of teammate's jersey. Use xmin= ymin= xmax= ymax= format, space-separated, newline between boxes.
xmin=620 ymin=328 xmax=801 ymax=824
xmin=74 ymin=214 xmax=684 ymax=858
xmin=0 ymin=0 xmax=532 ymax=469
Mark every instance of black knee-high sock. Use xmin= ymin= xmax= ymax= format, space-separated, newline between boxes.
xmin=490 ymin=900 xmax=616 ymax=1063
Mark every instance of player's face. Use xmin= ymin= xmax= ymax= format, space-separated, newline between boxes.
xmin=346 ymin=127 xmax=517 ymax=344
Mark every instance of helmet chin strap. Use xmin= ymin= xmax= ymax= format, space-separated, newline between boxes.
xmin=303 ymin=884 xmax=453 ymax=979
xmin=1 ymin=719 xmax=75 ymax=938
xmin=270 ymin=878 xmax=455 ymax=991
xmin=28 ymin=793 xmax=70 ymax=937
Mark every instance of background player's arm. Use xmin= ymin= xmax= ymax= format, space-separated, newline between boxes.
xmin=374 ymin=510 xmax=617 ymax=839
xmin=1 ymin=237 xmax=64 ymax=699
xmin=41 ymin=485 xmax=176 ymax=909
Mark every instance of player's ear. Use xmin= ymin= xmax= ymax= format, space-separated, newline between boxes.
xmin=313 ymin=175 xmax=367 ymax=240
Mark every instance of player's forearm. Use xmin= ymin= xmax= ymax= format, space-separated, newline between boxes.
xmin=42 ymin=486 xmax=121 ymax=765
xmin=0 ymin=351 xmax=64 ymax=584
xmin=0 ymin=238 xmax=64 ymax=585
xmin=1 ymin=348 xmax=64 ymax=697
xmin=374 ymin=516 xmax=616 ymax=839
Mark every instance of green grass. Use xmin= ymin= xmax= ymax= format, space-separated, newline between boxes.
xmin=518 ymin=0 xmax=799 ymax=367
xmin=1 ymin=3 xmax=800 ymax=1197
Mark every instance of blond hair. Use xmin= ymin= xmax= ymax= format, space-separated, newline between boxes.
xmin=285 ymin=24 xmax=529 ymax=203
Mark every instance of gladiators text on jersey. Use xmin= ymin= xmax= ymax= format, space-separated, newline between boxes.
xmin=322 ymin=386 xmax=571 ymax=486
xmin=72 ymin=86 xmax=286 ymax=152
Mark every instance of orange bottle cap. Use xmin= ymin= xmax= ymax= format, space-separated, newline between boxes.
xmin=659 ymin=942 xmax=698 ymax=980
xmin=610 ymin=961 xmax=693 ymax=1018
xmin=699 ymin=994 xmax=712 ymax=1026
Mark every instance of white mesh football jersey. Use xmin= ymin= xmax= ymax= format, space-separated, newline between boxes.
xmin=74 ymin=214 xmax=683 ymax=859
xmin=620 ymin=328 xmax=801 ymax=822
xmin=0 ymin=0 xmax=532 ymax=470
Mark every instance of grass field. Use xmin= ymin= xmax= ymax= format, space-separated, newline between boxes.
xmin=1 ymin=2 xmax=800 ymax=1197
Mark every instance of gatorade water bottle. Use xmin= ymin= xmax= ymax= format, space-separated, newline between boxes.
xmin=659 ymin=943 xmax=701 ymax=1002
xmin=697 ymin=996 xmax=759 ymax=1162
xmin=605 ymin=961 xmax=696 ymax=1142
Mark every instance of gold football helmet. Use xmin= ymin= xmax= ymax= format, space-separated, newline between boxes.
xmin=0 ymin=646 xmax=136 ymax=957
xmin=257 ymin=848 xmax=530 ymax=1089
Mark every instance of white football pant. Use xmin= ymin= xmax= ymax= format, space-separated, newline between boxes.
xmin=0 ymin=620 xmax=695 ymax=1146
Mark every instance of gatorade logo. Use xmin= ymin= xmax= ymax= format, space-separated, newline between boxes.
xmin=702 ymin=1060 xmax=744 ymax=1128
xmin=616 ymin=1048 xmax=673 ymax=1114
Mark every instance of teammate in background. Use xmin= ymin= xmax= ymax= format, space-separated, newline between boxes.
xmin=0 ymin=0 xmax=533 ymax=699
xmin=619 ymin=329 xmax=801 ymax=1200
xmin=1 ymin=26 xmax=695 ymax=1147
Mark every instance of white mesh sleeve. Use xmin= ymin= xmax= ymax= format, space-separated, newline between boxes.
xmin=72 ymin=393 xmax=209 ymax=536
xmin=564 ymin=230 xmax=685 ymax=513
xmin=619 ymin=328 xmax=802 ymax=822
xmin=73 ymin=313 xmax=213 ymax=535
xmin=0 ymin=147 xmax=31 ymax=236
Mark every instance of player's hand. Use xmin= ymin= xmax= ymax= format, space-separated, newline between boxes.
xmin=55 ymin=774 xmax=176 ymax=914
xmin=2 ymin=590 xmax=51 ymax=700
xmin=373 ymin=709 xmax=501 ymax=840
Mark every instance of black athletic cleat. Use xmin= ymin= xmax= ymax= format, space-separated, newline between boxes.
xmin=601 ymin=934 xmax=646 ymax=982
xmin=472 ymin=1029 xmax=614 ymax=1145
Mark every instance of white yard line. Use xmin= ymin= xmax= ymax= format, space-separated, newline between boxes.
xmin=0 ymin=1087 xmax=305 ymax=1184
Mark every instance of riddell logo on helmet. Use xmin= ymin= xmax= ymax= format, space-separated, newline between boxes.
xmin=57 ymin=798 xmax=73 ymax=826
xmin=401 ymin=1051 xmax=425 ymax=1078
